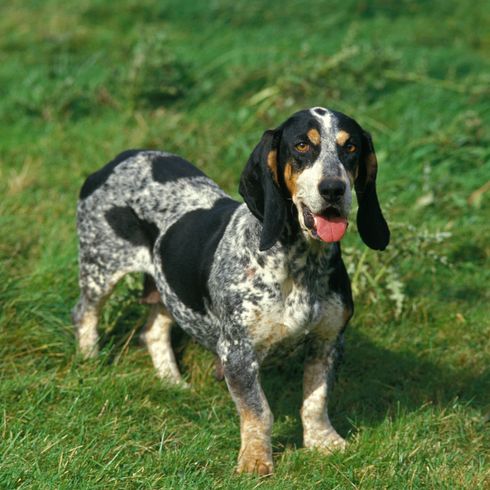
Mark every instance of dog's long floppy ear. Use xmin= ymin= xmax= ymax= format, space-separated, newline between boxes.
xmin=354 ymin=131 xmax=390 ymax=251
xmin=239 ymin=129 xmax=287 ymax=251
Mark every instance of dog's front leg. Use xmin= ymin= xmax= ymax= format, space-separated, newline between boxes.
xmin=217 ymin=336 xmax=273 ymax=475
xmin=301 ymin=335 xmax=347 ymax=453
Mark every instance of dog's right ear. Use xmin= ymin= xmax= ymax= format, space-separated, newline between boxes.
xmin=239 ymin=129 xmax=287 ymax=251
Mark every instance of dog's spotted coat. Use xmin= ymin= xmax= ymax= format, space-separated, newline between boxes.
xmin=73 ymin=107 xmax=390 ymax=475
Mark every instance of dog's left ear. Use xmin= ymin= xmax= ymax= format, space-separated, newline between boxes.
xmin=354 ymin=131 xmax=390 ymax=250
xmin=239 ymin=129 xmax=287 ymax=251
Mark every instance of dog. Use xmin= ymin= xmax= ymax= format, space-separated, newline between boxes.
xmin=72 ymin=107 xmax=390 ymax=475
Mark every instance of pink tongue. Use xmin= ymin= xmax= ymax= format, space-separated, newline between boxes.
xmin=314 ymin=215 xmax=348 ymax=243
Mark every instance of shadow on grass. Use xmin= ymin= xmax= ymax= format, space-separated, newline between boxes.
xmin=97 ymin=307 xmax=489 ymax=452
xmin=262 ymin=327 xmax=490 ymax=449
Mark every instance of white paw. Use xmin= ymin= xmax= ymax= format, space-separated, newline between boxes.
xmin=305 ymin=429 xmax=347 ymax=453
xmin=320 ymin=433 xmax=347 ymax=453
xmin=156 ymin=370 xmax=189 ymax=389
xmin=237 ymin=449 xmax=274 ymax=476
xmin=77 ymin=335 xmax=99 ymax=359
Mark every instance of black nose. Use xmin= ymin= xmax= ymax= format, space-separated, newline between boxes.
xmin=318 ymin=178 xmax=346 ymax=202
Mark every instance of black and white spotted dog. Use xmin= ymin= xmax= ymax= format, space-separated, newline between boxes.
xmin=73 ymin=107 xmax=389 ymax=475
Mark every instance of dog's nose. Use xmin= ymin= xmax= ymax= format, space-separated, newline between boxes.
xmin=318 ymin=178 xmax=346 ymax=202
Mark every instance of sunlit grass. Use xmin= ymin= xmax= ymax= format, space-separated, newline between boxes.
xmin=0 ymin=0 xmax=489 ymax=487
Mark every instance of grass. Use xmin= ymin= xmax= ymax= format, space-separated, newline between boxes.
xmin=0 ymin=0 xmax=489 ymax=487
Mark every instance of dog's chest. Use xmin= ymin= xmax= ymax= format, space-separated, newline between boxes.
xmin=242 ymin=253 xmax=345 ymax=356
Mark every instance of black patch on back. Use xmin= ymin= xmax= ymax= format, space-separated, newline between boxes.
xmin=159 ymin=198 xmax=240 ymax=313
xmin=151 ymin=154 xmax=205 ymax=184
xmin=314 ymin=108 xmax=327 ymax=115
xmin=80 ymin=149 xmax=144 ymax=199
xmin=105 ymin=206 xmax=159 ymax=252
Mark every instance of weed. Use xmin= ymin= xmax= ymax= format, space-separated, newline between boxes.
xmin=127 ymin=31 xmax=195 ymax=108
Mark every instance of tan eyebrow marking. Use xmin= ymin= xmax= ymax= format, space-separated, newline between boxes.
xmin=336 ymin=130 xmax=351 ymax=146
xmin=307 ymin=128 xmax=321 ymax=145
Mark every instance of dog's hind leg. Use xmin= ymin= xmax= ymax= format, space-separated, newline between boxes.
xmin=72 ymin=263 xmax=125 ymax=359
xmin=73 ymin=196 xmax=156 ymax=359
xmin=140 ymin=304 xmax=185 ymax=385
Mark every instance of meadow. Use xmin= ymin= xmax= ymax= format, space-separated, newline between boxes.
xmin=0 ymin=0 xmax=489 ymax=487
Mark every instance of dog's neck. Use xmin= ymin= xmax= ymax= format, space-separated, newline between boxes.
xmin=241 ymin=203 xmax=341 ymax=276
xmin=282 ymin=233 xmax=340 ymax=276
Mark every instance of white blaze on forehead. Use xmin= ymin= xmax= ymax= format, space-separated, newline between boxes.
xmin=308 ymin=107 xmax=341 ymax=170
xmin=310 ymin=107 xmax=334 ymax=135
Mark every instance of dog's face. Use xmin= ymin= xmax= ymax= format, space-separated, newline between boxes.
xmin=239 ymin=107 xmax=390 ymax=251
xmin=276 ymin=108 xmax=361 ymax=244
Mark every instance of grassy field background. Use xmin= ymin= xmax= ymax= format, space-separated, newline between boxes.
xmin=1 ymin=0 xmax=489 ymax=488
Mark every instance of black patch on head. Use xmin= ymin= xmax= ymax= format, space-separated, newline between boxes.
xmin=159 ymin=198 xmax=240 ymax=313
xmin=105 ymin=206 xmax=159 ymax=252
xmin=328 ymin=112 xmax=364 ymax=179
xmin=151 ymin=154 xmax=205 ymax=184
xmin=332 ymin=110 xmax=363 ymax=140
xmin=80 ymin=150 xmax=144 ymax=200
xmin=277 ymin=111 xmax=322 ymax=172
xmin=314 ymin=108 xmax=327 ymax=116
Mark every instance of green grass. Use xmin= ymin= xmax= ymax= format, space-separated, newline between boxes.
xmin=1 ymin=0 xmax=489 ymax=487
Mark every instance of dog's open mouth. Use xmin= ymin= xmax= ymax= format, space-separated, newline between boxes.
xmin=302 ymin=206 xmax=348 ymax=243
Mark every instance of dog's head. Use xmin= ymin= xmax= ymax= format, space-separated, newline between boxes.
xmin=239 ymin=107 xmax=390 ymax=251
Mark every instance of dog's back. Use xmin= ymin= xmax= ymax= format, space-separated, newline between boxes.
xmin=77 ymin=150 xmax=229 ymax=256
xmin=73 ymin=150 xmax=234 ymax=356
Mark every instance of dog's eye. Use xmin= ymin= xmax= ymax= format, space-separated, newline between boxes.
xmin=345 ymin=142 xmax=357 ymax=153
xmin=295 ymin=142 xmax=310 ymax=153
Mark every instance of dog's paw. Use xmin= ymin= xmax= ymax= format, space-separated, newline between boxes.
xmin=236 ymin=458 xmax=273 ymax=476
xmin=319 ymin=433 xmax=347 ymax=453
xmin=167 ymin=378 xmax=190 ymax=390
xmin=236 ymin=447 xmax=273 ymax=476
xmin=78 ymin=340 xmax=99 ymax=360
xmin=305 ymin=429 xmax=347 ymax=454
xmin=156 ymin=371 xmax=190 ymax=389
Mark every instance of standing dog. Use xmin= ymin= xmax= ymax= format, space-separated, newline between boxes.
xmin=73 ymin=107 xmax=389 ymax=475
